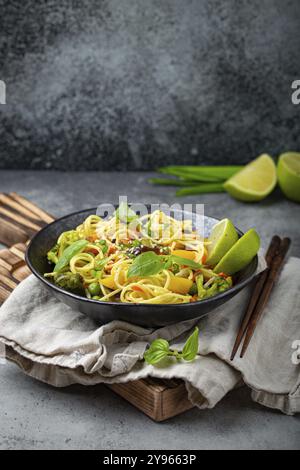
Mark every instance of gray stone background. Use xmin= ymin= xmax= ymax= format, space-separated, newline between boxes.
xmin=0 ymin=0 xmax=299 ymax=171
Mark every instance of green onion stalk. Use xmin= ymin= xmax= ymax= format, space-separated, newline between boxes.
xmin=149 ymin=165 xmax=243 ymax=196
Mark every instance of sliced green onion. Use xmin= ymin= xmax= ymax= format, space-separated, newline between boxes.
xmin=159 ymin=165 xmax=243 ymax=181
xmin=148 ymin=178 xmax=201 ymax=187
xmin=176 ymin=183 xmax=225 ymax=196
xmin=158 ymin=168 xmax=223 ymax=183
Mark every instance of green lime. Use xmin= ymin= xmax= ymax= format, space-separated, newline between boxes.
xmin=214 ymin=229 xmax=260 ymax=275
xmin=277 ymin=152 xmax=300 ymax=203
xmin=206 ymin=218 xmax=238 ymax=265
xmin=224 ymin=154 xmax=277 ymax=202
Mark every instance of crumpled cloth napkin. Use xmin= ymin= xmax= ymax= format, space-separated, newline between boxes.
xmin=0 ymin=256 xmax=299 ymax=415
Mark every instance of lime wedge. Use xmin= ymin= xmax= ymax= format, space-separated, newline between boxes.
xmin=224 ymin=154 xmax=277 ymax=202
xmin=206 ymin=218 xmax=238 ymax=265
xmin=278 ymin=152 xmax=300 ymax=203
xmin=214 ymin=229 xmax=260 ymax=275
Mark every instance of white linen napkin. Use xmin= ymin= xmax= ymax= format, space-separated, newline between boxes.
xmin=0 ymin=256 xmax=299 ymax=415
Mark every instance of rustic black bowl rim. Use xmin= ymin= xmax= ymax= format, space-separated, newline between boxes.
xmin=26 ymin=207 xmax=258 ymax=310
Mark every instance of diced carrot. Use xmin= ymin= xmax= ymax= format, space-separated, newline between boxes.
xmin=132 ymin=285 xmax=143 ymax=292
xmin=218 ymin=272 xmax=228 ymax=278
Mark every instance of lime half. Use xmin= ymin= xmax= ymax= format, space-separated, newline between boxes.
xmin=224 ymin=154 xmax=277 ymax=202
xmin=214 ymin=229 xmax=260 ymax=275
xmin=206 ymin=218 xmax=238 ymax=265
xmin=278 ymin=152 xmax=300 ymax=203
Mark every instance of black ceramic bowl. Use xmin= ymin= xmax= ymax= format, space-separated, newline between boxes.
xmin=26 ymin=207 xmax=258 ymax=327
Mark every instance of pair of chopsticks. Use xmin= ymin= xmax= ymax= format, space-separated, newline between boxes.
xmin=230 ymin=235 xmax=291 ymax=360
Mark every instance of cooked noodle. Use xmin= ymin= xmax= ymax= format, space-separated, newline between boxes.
xmin=45 ymin=207 xmax=233 ymax=304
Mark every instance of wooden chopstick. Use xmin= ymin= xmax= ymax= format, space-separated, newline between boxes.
xmin=240 ymin=237 xmax=291 ymax=358
xmin=230 ymin=235 xmax=281 ymax=360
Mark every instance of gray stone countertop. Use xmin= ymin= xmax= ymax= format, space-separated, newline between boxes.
xmin=0 ymin=170 xmax=299 ymax=450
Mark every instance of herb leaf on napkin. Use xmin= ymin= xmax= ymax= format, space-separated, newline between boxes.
xmin=144 ymin=327 xmax=199 ymax=366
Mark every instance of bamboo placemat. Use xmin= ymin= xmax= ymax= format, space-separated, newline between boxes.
xmin=0 ymin=193 xmax=194 ymax=421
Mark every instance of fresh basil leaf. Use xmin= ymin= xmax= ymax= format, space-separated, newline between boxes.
xmin=54 ymin=240 xmax=88 ymax=273
xmin=144 ymin=338 xmax=170 ymax=365
xmin=162 ymin=257 xmax=173 ymax=269
xmin=169 ymin=255 xmax=202 ymax=270
xmin=181 ymin=327 xmax=199 ymax=361
xmin=127 ymin=251 xmax=165 ymax=278
xmin=115 ymin=203 xmax=138 ymax=224
xmin=147 ymin=338 xmax=170 ymax=353
xmin=144 ymin=329 xmax=200 ymax=366
xmin=144 ymin=349 xmax=169 ymax=365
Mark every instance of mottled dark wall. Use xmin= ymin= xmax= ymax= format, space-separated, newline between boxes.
xmin=0 ymin=0 xmax=299 ymax=170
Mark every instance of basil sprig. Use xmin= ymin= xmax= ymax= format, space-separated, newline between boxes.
xmin=127 ymin=251 xmax=164 ymax=277
xmin=144 ymin=327 xmax=199 ymax=365
xmin=127 ymin=251 xmax=202 ymax=278
xmin=168 ymin=254 xmax=203 ymax=270
xmin=54 ymin=239 xmax=88 ymax=273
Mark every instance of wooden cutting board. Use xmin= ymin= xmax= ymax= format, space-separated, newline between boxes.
xmin=0 ymin=193 xmax=194 ymax=421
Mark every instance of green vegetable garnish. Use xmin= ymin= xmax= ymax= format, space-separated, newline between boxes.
xmin=97 ymin=240 xmax=108 ymax=254
xmin=188 ymin=282 xmax=198 ymax=296
xmin=88 ymin=282 xmax=101 ymax=296
xmin=57 ymin=230 xmax=80 ymax=256
xmin=214 ymin=276 xmax=233 ymax=292
xmin=54 ymin=272 xmax=85 ymax=296
xmin=127 ymin=252 xmax=202 ymax=278
xmin=204 ymin=283 xmax=219 ymax=298
xmin=196 ymin=275 xmax=207 ymax=299
xmin=47 ymin=244 xmax=59 ymax=265
xmin=181 ymin=328 xmax=200 ymax=361
xmin=127 ymin=251 xmax=164 ymax=278
xmin=168 ymin=254 xmax=202 ymax=270
xmin=54 ymin=239 xmax=88 ymax=273
xmin=144 ymin=327 xmax=199 ymax=366
xmin=199 ymin=267 xmax=215 ymax=280
xmin=195 ymin=274 xmax=232 ymax=300
xmin=144 ymin=339 xmax=170 ymax=365
xmin=94 ymin=258 xmax=109 ymax=271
